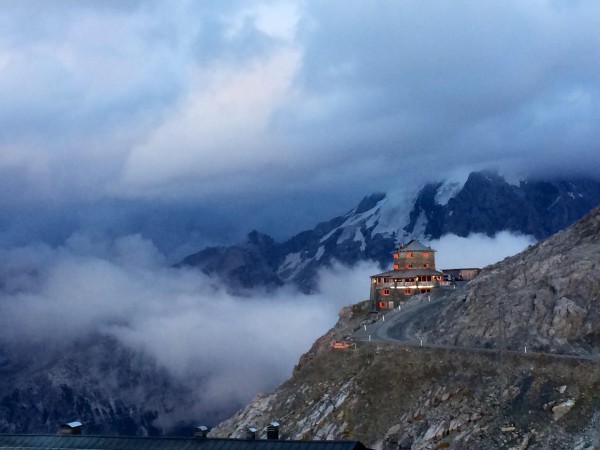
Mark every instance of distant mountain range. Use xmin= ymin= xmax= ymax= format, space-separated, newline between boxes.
xmin=180 ymin=171 xmax=600 ymax=293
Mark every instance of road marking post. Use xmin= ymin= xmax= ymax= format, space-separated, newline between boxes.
xmin=382 ymin=315 xmax=385 ymax=322
xmin=420 ymin=339 xmax=423 ymax=346
xmin=368 ymin=335 xmax=371 ymax=342
xmin=428 ymin=295 xmax=431 ymax=302
xmin=524 ymin=345 xmax=527 ymax=354
xmin=398 ymin=305 xmax=401 ymax=311
xmin=364 ymin=324 xmax=367 ymax=331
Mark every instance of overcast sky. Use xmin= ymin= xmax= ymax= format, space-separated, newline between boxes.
xmin=2 ymin=1 xmax=600 ymax=249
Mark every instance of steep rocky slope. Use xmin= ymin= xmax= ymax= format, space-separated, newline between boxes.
xmin=418 ymin=204 xmax=600 ymax=355
xmin=181 ymin=171 xmax=600 ymax=293
xmin=212 ymin=306 xmax=600 ymax=449
xmin=0 ymin=336 xmax=199 ymax=436
xmin=212 ymin=205 xmax=600 ymax=449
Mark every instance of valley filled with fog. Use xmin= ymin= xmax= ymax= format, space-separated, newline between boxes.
xmin=0 ymin=229 xmax=534 ymax=426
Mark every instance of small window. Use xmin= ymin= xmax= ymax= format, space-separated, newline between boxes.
xmin=382 ymin=289 xmax=390 ymax=296
xmin=423 ymin=252 xmax=429 ymax=258
xmin=393 ymin=252 xmax=399 ymax=259
xmin=423 ymin=264 xmax=429 ymax=268
xmin=407 ymin=252 xmax=413 ymax=258
xmin=393 ymin=264 xmax=399 ymax=270
xmin=404 ymin=289 xmax=411 ymax=295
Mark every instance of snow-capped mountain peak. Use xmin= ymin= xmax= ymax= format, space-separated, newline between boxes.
xmin=180 ymin=171 xmax=600 ymax=293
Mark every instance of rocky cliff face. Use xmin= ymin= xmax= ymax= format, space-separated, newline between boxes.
xmin=180 ymin=172 xmax=600 ymax=293
xmin=419 ymin=203 xmax=600 ymax=355
xmin=211 ymin=206 xmax=600 ymax=449
xmin=0 ymin=336 xmax=199 ymax=436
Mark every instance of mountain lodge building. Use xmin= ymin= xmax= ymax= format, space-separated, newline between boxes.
xmin=370 ymin=239 xmax=444 ymax=311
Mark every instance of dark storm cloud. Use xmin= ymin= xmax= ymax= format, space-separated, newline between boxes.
xmin=1 ymin=1 xmax=600 ymax=240
xmin=283 ymin=1 xmax=600 ymax=177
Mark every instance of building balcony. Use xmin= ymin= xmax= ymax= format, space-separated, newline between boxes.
xmin=376 ymin=281 xmax=436 ymax=289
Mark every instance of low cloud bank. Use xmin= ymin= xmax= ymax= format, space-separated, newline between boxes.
xmin=0 ymin=234 xmax=378 ymax=424
xmin=0 ymin=230 xmax=532 ymax=425
xmin=430 ymin=231 xmax=536 ymax=270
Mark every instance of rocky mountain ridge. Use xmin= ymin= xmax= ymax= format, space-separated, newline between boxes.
xmin=212 ymin=204 xmax=600 ymax=449
xmin=0 ymin=336 xmax=200 ymax=436
xmin=181 ymin=171 xmax=600 ymax=293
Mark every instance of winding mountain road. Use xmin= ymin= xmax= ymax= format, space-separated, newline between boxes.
xmin=353 ymin=287 xmax=456 ymax=344
xmin=352 ymin=285 xmax=600 ymax=364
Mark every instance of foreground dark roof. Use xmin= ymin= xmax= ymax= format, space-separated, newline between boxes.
xmin=371 ymin=268 xmax=443 ymax=278
xmin=0 ymin=435 xmax=370 ymax=450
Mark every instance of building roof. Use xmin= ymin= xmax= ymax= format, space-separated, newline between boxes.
xmin=396 ymin=239 xmax=434 ymax=252
xmin=370 ymin=268 xmax=442 ymax=278
xmin=0 ymin=435 xmax=370 ymax=450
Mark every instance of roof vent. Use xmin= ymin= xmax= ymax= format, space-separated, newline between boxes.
xmin=194 ymin=425 xmax=209 ymax=439
xmin=58 ymin=421 xmax=82 ymax=436
xmin=267 ymin=420 xmax=280 ymax=440
xmin=245 ymin=427 xmax=257 ymax=440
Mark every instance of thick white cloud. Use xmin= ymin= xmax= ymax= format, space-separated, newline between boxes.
xmin=0 ymin=234 xmax=378 ymax=422
xmin=119 ymin=47 xmax=301 ymax=196
xmin=429 ymin=232 xmax=536 ymax=270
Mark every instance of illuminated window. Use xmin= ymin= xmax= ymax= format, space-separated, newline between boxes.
xmin=407 ymin=252 xmax=413 ymax=258
xmin=393 ymin=252 xmax=399 ymax=259
xmin=382 ymin=289 xmax=390 ymax=296
xmin=405 ymin=264 xmax=410 ymax=269
xmin=423 ymin=264 xmax=429 ymax=268
xmin=423 ymin=252 xmax=429 ymax=258
xmin=393 ymin=264 xmax=399 ymax=270
xmin=404 ymin=289 xmax=411 ymax=295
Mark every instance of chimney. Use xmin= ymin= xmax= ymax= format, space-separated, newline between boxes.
xmin=194 ymin=425 xmax=209 ymax=439
xmin=245 ymin=427 xmax=257 ymax=440
xmin=266 ymin=420 xmax=280 ymax=440
xmin=58 ymin=421 xmax=82 ymax=436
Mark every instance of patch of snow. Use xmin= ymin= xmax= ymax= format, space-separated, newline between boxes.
xmin=411 ymin=210 xmax=428 ymax=239
xmin=568 ymin=192 xmax=575 ymax=200
xmin=372 ymin=189 xmax=418 ymax=236
xmin=280 ymin=252 xmax=302 ymax=271
xmin=434 ymin=181 xmax=464 ymax=206
xmin=353 ymin=228 xmax=366 ymax=251
xmin=547 ymin=195 xmax=561 ymax=211
xmin=315 ymin=246 xmax=325 ymax=261
xmin=320 ymin=225 xmax=341 ymax=243
xmin=321 ymin=201 xmax=385 ymax=245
